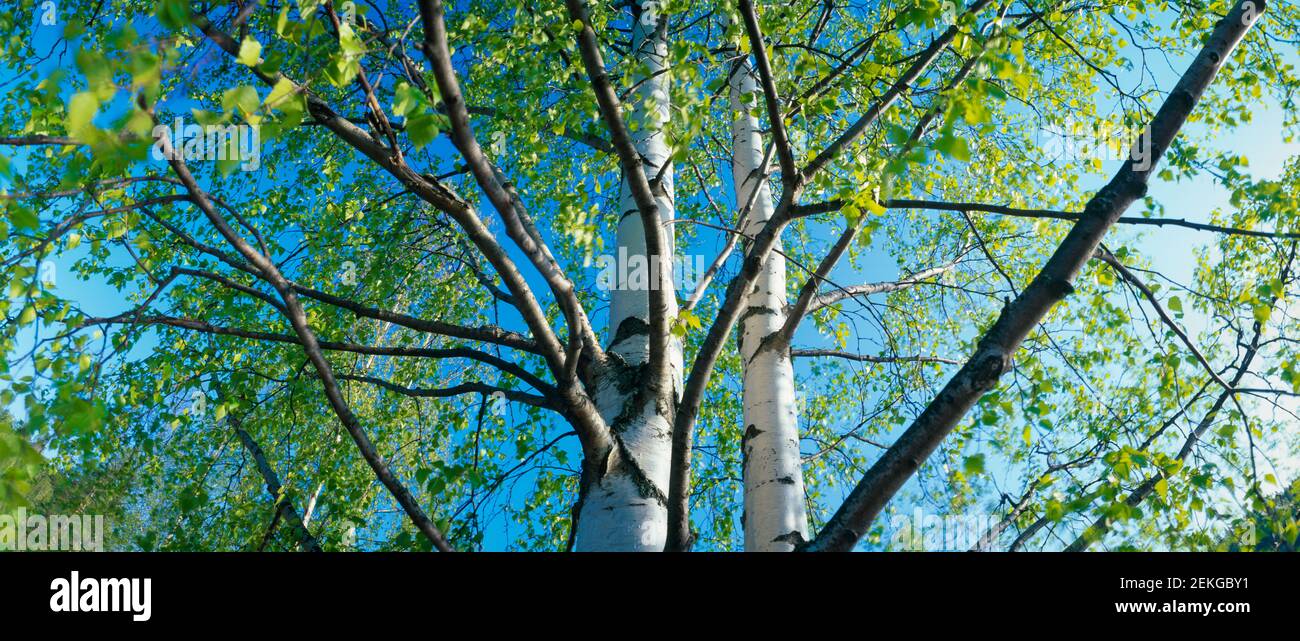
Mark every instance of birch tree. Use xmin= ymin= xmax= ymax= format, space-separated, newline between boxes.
xmin=2 ymin=0 xmax=1299 ymax=553
xmin=730 ymin=57 xmax=808 ymax=551
xmin=570 ymin=0 xmax=683 ymax=551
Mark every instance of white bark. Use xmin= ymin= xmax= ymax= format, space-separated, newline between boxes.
xmin=573 ymin=13 xmax=681 ymax=551
xmin=302 ymin=480 xmax=323 ymax=527
xmin=731 ymin=61 xmax=809 ymax=551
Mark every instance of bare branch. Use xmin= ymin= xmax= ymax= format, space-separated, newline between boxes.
xmin=737 ymin=0 xmax=798 ymax=186
xmin=805 ymin=263 xmax=958 ymax=313
xmin=1095 ymin=247 xmax=1229 ymax=391
xmin=791 ymin=349 xmax=960 ymax=366
xmin=793 ymin=198 xmax=1300 ymax=240
xmin=75 ymin=314 xmax=552 ymax=394
xmin=337 ymin=373 xmax=554 ymax=411
xmin=417 ymin=0 xmax=604 ymax=370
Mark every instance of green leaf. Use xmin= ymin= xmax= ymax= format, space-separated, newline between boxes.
xmin=67 ymin=91 xmax=100 ymax=140
xmin=392 ymin=82 xmax=424 ymax=118
xmin=104 ymin=221 xmax=127 ymax=240
xmin=264 ymin=78 xmax=297 ymax=110
xmin=129 ymin=51 xmax=162 ymax=90
xmin=155 ymin=0 xmax=191 ymax=30
xmin=962 ymin=453 xmax=986 ymax=475
xmin=406 ymin=112 xmax=440 ymax=148
xmin=222 ymin=86 xmax=260 ymax=117
xmin=9 ymin=205 xmax=38 ymax=231
xmin=1045 ymin=500 xmax=1065 ymax=521
xmin=861 ymin=193 xmax=886 ymax=216
xmin=324 ymin=54 xmax=361 ymax=87
xmin=191 ymin=108 xmax=227 ymax=126
xmin=297 ymin=0 xmax=324 ymax=20
xmin=276 ymin=5 xmax=292 ymax=36
xmin=1253 ymin=304 xmax=1272 ymax=325
xmin=677 ymin=309 xmax=702 ymax=332
xmin=237 ymin=38 xmax=263 ymax=67
xmin=74 ymin=48 xmax=112 ymax=96
xmin=934 ymin=133 xmax=971 ymax=162
xmin=338 ymin=22 xmax=365 ymax=57
xmin=63 ymin=20 xmax=86 ymax=40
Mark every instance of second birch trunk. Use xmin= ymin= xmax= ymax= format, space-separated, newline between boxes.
xmin=731 ymin=60 xmax=809 ymax=551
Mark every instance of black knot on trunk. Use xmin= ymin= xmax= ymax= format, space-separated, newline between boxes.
xmin=610 ymin=316 xmax=651 ymax=346
xmin=973 ymin=348 xmax=1012 ymax=390
xmin=1050 ymin=276 xmax=1076 ymax=300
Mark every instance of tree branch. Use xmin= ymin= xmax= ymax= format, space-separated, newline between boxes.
xmin=800 ymin=0 xmax=996 ymax=179
xmin=75 ymin=314 xmax=552 ymax=395
xmin=1095 ymin=246 xmax=1229 ymax=391
xmin=563 ymin=0 xmax=675 ymax=399
xmin=154 ymin=117 xmax=455 ymax=551
xmin=737 ymin=0 xmax=798 ymax=186
xmin=791 ymin=349 xmax=960 ymax=366
xmin=793 ymin=198 xmax=1300 ymax=240
xmin=416 ymin=0 xmax=604 ymax=370
xmin=337 ymin=373 xmax=554 ymax=411
xmin=666 ymin=0 xmax=998 ymax=549
xmin=1065 ymin=240 xmax=1294 ymax=551
xmin=805 ymin=0 xmax=1264 ymax=552
xmin=189 ymin=10 xmax=571 ymax=386
xmin=804 ymin=263 xmax=958 ymax=313
xmin=230 ymin=411 xmax=323 ymax=552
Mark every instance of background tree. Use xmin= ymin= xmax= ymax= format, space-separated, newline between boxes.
xmin=1 ymin=0 xmax=1297 ymax=552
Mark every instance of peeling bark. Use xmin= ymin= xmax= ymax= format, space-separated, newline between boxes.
xmin=573 ymin=12 xmax=682 ymax=551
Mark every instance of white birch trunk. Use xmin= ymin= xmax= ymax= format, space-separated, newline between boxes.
xmin=573 ymin=12 xmax=682 ymax=551
xmin=731 ymin=60 xmax=809 ymax=551
xmin=302 ymin=480 xmax=323 ymax=527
